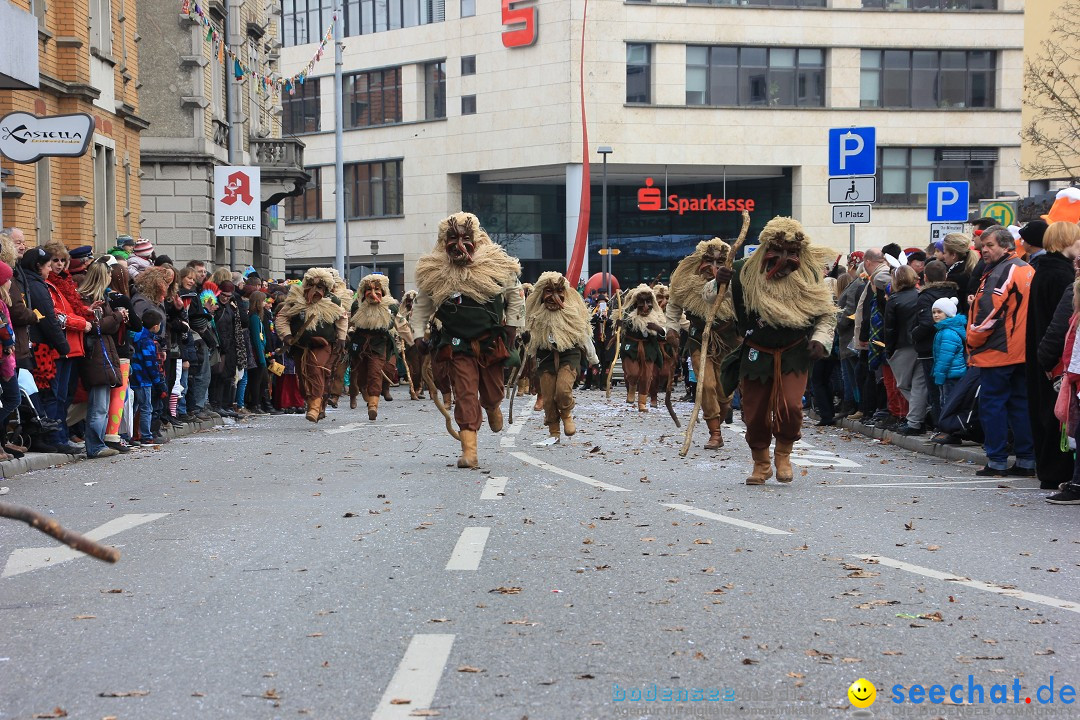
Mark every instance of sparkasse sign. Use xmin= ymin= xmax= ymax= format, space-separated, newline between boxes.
xmin=637 ymin=177 xmax=755 ymax=215
xmin=214 ymin=166 xmax=261 ymax=237
xmin=502 ymin=0 xmax=537 ymax=48
xmin=0 ymin=112 xmax=94 ymax=163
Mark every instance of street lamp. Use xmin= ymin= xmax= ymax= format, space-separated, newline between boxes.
xmin=597 ymin=146 xmax=613 ymax=296
xmin=370 ymin=239 xmax=381 ymax=274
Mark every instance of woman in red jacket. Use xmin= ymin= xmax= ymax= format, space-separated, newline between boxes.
xmin=44 ymin=248 xmax=92 ymax=453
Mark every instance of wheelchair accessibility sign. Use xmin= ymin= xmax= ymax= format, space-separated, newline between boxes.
xmin=828 ymin=176 xmax=876 ymax=204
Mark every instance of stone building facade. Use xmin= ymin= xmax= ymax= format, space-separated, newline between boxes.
xmin=0 ymin=0 xmax=147 ymax=252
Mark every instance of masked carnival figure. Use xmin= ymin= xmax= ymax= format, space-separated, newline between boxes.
xmin=621 ymin=284 xmax=669 ymax=413
xmin=525 ymin=272 xmax=599 ymax=442
xmin=274 ymin=268 xmax=349 ymax=423
xmin=724 ymin=217 xmax=836 ymax=484
xmin=666 ymin=239 xmax=741 ymax=450
xmin=348 ymin=274 xmax=398 ymax=420
xmin=410 ymin=212 xmax=526 ymax=468
xmin=395 ymin=290 xmax=424 ymax=400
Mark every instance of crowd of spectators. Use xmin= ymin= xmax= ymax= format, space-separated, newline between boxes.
xmin=812 ymin=199 xmax=1080 ymax=505
xmin=0 ymin=227 xmax=305 ymax=467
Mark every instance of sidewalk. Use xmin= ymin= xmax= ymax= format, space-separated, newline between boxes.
xmin=0 ymin=416 xmax=223 ymax=480
xmin=832 ymin=414 xmax=988 ymax=466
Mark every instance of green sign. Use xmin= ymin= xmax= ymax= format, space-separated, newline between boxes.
xmin=979 ymin=200 xmax=1016 ymax=227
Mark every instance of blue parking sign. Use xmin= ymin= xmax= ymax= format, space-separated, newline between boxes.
xmin=926 ymin=181 xmax=969 ymax=222
xmin=828 ymin=127 xmax=876 ymax=176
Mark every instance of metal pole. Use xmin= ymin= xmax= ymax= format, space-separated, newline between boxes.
xmin=602 ymin=154 xmax=608 ymax=296
xmin=333 ymin=0 xmax=346 ymax=276
xmin=849 ymin=223 xmax=855 ymax=256
xmin=224 ymin=0 xmax=238 ymax=269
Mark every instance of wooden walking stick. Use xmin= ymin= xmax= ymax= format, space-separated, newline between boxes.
xmin=422 ymin=355 xmax=461 ymax=441
xmin=604 ymin=292 xmax=624 ymax=398
xmin=0 ymin=502 xmax=121 ymax=564
xmin=680 ymin=210 xmax=751 ymax=457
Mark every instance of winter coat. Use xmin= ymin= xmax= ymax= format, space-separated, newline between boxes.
xmin=945 ymin=261 xmax=972 ymax=316
xmin=127 ymin=254 xmax=151 ymax=280
xmin=933 ymin=314 xmax=968 ymax=385
xmin=967 ymin=253 xmax=1034 ymax=368
xmin=80 ymin=304 xmax=123 ymax=388
xmin=854 ymin=265 xmax=890 ymax=350
xmin=1037 ymin=284 xmax=1075 ymax=372
xmin=45 ymin=277 xmax=89 ymax=358
xmin=1026 ymin=252 xmax=1075 ymax=375
xmin=15 ymin=266 xmax=69 ymax=356
xmin=8 ymin=275 xmax=38 ymax=368
xmin=129 ymin=327 xmax=164 ymax=388
xmin=835 ymin=276 xmax=865 ymax=360
xmin=884 ymin=287 xmax=918 ymax=357
xmin=911 ymin=281 xmax=959 ymax=359
xmin=0 ymin=301 xmax=16 ymax=381
xmin=249 ymin=313 xmax=267 ymax=367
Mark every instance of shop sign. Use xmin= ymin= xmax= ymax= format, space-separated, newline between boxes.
xmin=502 ymin=0 xmax=537 ymax=48
xmin=214 ymin=166 xmax=261 ymax=237
xmin=0 ymin=112 xmax=94 ymax=163
xmin=637 ymin=177 xmax=755 ymax=216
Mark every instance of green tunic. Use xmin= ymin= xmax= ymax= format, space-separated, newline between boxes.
xmin=536 ymin=346 xmax=581 ymax=374
xmin=621 ymin=321 xmax=664 ymax=366
xmin=729 ymin=258 xmax=814 ymax=384
xmin=434 ymin=293 xmax=506 ymax=357
xmin=685 ymin=310 xmax=740 ymax=355
xmin=348 ymin=301 xmax=398 ymax=359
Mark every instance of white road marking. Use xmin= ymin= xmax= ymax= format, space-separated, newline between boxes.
xmin=506 ymin=404 xmax=533 ymax=435
xmin=3 ymin=513 xmax=170 ymax=578
xmin=831 ymin=472 xmax=991 ymax=480
xmin=499 ymin=436 xmax=516 ymax=448
xmin=324 ymin=422 xmax=410 ymax=434
xmin=663 ymin=503 xmax=792 ymax=536
xmin=509 ymin=451 xmax=630 ymax=492
xmin=836 ymin=483 xmax=1043 ymax=490
xmin=371 ymin=634 xmax=455 ymax=720
xmin=445 ymin=527 xmax=491 ymax=571
xmin=856 ymin=554 xmax=1080 ymax=615
xmin=480 ymin=477 xmax=508 ymax=500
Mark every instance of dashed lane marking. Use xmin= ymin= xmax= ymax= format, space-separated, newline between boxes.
xmin=371 ymin=634 xmax=455 ymax=720
xmin=663 ymin=503 xmax=792 ymax=536
xmin=445 ymin=527 xmax=491 ymax=571
xmin=3 ymin=513 xmax=170 ymax=578
xmin=856 ymin=554 xmax=1080 ymax=615
xmin=324 ymin=422 xmax=410 ymax=434
xmin=480 ymin=477 xmax=508 ymax=500
xmin=509 ymin=451 xmax=630 ymax=492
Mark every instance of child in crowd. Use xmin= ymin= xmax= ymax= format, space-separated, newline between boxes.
xmin=931 ymin=297 xmax=967 ymax=405
xmin=130 ymin=310 xmax=165 ymax=444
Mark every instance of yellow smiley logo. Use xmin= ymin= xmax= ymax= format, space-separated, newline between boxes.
xmin=848 ymin=678 xmax=876 ymax=708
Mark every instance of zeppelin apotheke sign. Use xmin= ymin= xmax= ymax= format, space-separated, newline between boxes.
xmin=0 ymin=112 xmax=94 ymax=163
xmin=214 ymin=166 xmax=261 ymax=237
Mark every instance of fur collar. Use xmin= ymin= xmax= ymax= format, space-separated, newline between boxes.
xmin=276 ymin=283 xmax=344 ymax=330
xmin=921 ymin=280 xmax=959 ymax=293
xmin=524 ymin=271 xmax=592 ymax=355
xmin=669 ymin=238 xmax=735 ymax=322
xmin=415 ymin=241 xmax=521 ymax=307
xmin=740 ymin=241 xmax=837 ymax=328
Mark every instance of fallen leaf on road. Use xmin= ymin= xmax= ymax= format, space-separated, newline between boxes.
xmin=576 ymin=674 xmax=595 ymax=679
xmin=904 ymin=521 xmax=914 ymax=530
xmin=261 ymin=689 xmax=281 ymax=700
xmin=390 ymin=698 xmax=411 ymax=705
xmin=693 ymin=539 xmax=712 ymax=545
xmin=409 ymin=711 xmax=441 ymax=717
xmin=582 ymin=538 xmax=593 ymax=545
xmin=787 ymin=672 xmax=805 ymax=679
xmin=920 ymin=612 xmax=944 ymax=622
xmin=191 ymin=692 xmax=206 ymax=697
xmin=429 ymin=618 xmax=450 ymax=623
xmin=307 ymin=633 xmax=324 ymax=638
xmin=98 ymin=691 xmax=150 ymax=698
xmin=841 ymin=657 xmax=862 ymax=663
xmin=1035 ymin=649 xmax=1055 ymax=655
xmin=847 ymin=570 xmax=880 ymax=578
xmin=742 ymin=658 xmax=758 ymax=665
xmin=504 ymin=619 xmax=538 ymax=626
xmin=343 ymin=512 xmax=358 ymax=518
xmin=101 ymin=589 xmax=123 ymax=594
xmin=73 ymin=615 xmax=96 ymax=620
xmin=926 ymin=545 xmax=942 ymax=551
xmin=32 ymin=709 xmax=67 ymax=719
xmin=457 ymin=666 xmax=484 ymax=673
xmin=490 ymin=586 xmax=522 ymax=595
xmin=640 ymin=537 xmax=656 ymax=542
xmin=882 ymin=650 xmax=903 ymax=656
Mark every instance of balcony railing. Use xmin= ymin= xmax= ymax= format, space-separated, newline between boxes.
xmin=249 ymin=137 xmax=305 ymax=171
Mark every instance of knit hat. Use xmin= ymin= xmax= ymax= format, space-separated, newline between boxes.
xmin=218 ymin=281 xmax=235 ymax=294
xmin=154 ymin=254 xmax=173 ymax=267
xmin=1018 ymin=220 xmax=1048 ymax=248
xmin=906 ymin=250 xmax=927 ymax=264
xmin=133 ymin=239 xmax=153 ymax=258
xmin=0 ymin=261 xmax=12 ymax=287
xmin=932 ymin=297 xmax=958 ymax=318
xmin=1042 ymin=187 xmax=1080 ymax=224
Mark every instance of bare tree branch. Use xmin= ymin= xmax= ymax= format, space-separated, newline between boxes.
xmin=1022 ymin=0 xmax=1080 ymax=183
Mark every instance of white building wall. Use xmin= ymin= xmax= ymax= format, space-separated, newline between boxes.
xmin=281 ymin=0 xmax=1024 ymax=281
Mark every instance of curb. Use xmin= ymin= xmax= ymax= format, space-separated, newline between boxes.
xmin=832 ymin=415 xmax=988 ymax=466
xmin=0 ymin=417 xmax=223 ymax=479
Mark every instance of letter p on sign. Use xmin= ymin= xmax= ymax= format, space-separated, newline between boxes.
xmin=926 ymin=181 xmax=969 ymax=222
xmin=828 ymin=127 xmax=875 ymax=176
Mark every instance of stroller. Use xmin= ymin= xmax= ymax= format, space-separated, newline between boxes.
xmin=3 ymin=371 xmax=61 ymax=453
xmin=936 ymin=366 xmax=983 ymax=444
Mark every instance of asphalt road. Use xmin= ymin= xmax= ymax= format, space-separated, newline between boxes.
xmin=1 ymin=387 xmax=1077 ymax=720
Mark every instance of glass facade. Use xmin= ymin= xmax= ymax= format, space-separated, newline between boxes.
xmin=462 ymin=171 xmax=792 ymax=286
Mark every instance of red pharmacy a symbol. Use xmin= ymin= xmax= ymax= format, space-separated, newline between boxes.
xmin=222 ymin=171 xmax=253 ymax=206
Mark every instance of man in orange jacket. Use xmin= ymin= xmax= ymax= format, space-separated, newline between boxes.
xmin=966 ymin=226 xmax=1035 ymax=478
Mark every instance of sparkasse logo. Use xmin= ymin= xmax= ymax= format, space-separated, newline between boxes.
xmin=637 ymin=177 xmax=756 ymax=216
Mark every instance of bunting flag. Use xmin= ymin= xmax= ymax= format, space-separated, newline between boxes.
xmin=181 ymin=1 xmax=336 ymax=96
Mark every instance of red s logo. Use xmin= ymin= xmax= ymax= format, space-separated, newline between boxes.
xmin=502 ymin=0 xmax=537 ymax=48
xmin=638 ymin=178 xmax=662 ymax=211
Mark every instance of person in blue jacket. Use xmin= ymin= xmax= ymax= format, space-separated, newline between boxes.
xmin=931 ymin=296 xmax=967 ymax=405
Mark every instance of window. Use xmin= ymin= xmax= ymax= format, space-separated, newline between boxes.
xmin=89 ymin=0 xmax=112 ymax=54
xmin=344 ymin=160 xmax=404 ymax=218
xmin=626 ymin=44 xmax=651 ymax=104
xmin=879 ymin=147 xmax=997 ymax=205
xmin=287 ymin=0 xmax=443 ymax=47
xmin=461 ymin=0 xmax=475 ymax=17
xmin=861 ymin=0 xmax=997 ymax=9
xmin=283 ymin=78 xmax=321 ymax=134
xmin=861 ymin=50 xmax=995 ymax=108
xmin=686 ymin=46 xmax=824 ymax=107
xmin=93 ymin=145 xmax=116 ymax=251
xmin=425 ymin=60 xmax=446 ymax=120
xmin=461 ymin=55 xmax=476 ymax=76
xmin=36 ymin=159 xmax=52 ymax=245
xmin=345 ymin=67 xmax=402 ymax=128
xmin=462 ymin=95 xmax=476 ymax=115
xmin=285 ymin=168 xmax=322 ymax=221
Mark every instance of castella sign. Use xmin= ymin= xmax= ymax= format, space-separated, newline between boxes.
xmin=214 ymin=166 xmax=261 ymax=237
xmin=502 ymin=0 xmax=538 ymax=48
xmin=637 ymin=177 xmax=756 ymax=216
xmin=0 ymin=112 xmax=94 ymax=163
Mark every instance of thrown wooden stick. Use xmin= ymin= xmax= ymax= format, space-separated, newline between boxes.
xmin=0 ymin=502 xmax=120 ymax=563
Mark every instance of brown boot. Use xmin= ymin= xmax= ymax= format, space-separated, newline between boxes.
xmin=774 ymin=441 xmax=795 ymax=483
xmin=456 ymin=430 xmax=479 ymax=468
xmin=305 ymin=397 xmax=324 ymax=423
xmin=746 ymin=448 xmax=772 ymax=485
xmin=703 ymin=418 xmax=723 ymax=450
xmin=547 ymin=422 xmax=561 ymax=440
xmin=382 ymin=383 xmax=393 ymax=402
xmin=561 ymin=409 xmax=576 ymax=436
xmin=367 ymin=395 xmax=379 ymax=421
xmin=626 ymin=386 xmax=635 ymax=405
xmin=409 ymin=387 xmax=420 ymax=400
xmin=533 ymin=394 xmax=544 ymax=411
xmin=487 ymin=406 xmax=504 ymax=433
xmin=638 ymin=393 xmax=648 ymax=413
xmin=350 ymin=394 xmax=358 ymax=410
